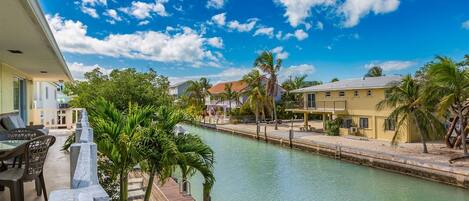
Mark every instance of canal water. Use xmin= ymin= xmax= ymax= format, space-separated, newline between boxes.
xmin=182 ymin=125 xmax=469 ymax=201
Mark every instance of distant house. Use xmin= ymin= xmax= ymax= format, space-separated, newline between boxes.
xmin=31 ymin=82 xmax=73 ymax=128
xmin=288 ymin=76 xmax=421 ymax=143
xmin=169 ymin=80 xmax=191 ymax=98
xmin=205 ymin=79 xmax=284 ymax=116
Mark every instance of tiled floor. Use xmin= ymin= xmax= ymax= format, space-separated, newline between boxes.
xmin=0 ymin=130 xmax=72 ymax=201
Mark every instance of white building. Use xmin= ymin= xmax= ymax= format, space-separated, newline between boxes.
xmin=169 ymin=80 xmax=191 ymax=98
xmin=32 ymin=82 xmax=76 ymax=128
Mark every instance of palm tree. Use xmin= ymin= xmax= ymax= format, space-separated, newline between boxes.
xmin=426 ymin=56 xmax=469 ymax=155
xmin=365 ymin=66 xmax=384 ymax=77
xmin=282 ymin=75 xmax=307 ymax=93
xmin=186 ymin=78 xmax=212 ymax=118
xmin=89 ymin=98 xmax=154 ymax=201
xmin=376 ymin=75 xmax=444 ymax=153
xmin=145 ymin=106 xmax=215 ymax=201
xmin=174 ymin=134 xmax=215 ymax=201
xmin=242 ymin=69 xmax=266 ymax=123
xmin=255 ymin=51 xmax=281 ymax=129
xmin=218 ymin=83 xmax=240 ymax=113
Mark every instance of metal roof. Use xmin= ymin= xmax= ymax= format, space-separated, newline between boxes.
xmin=291 ymin=76 xmax=402 ymax=93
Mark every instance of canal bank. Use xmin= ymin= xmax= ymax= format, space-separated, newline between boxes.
xmin=190 ymin=122 xmax=469 ymax=190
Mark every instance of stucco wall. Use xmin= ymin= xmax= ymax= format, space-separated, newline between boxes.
xmin=0 ymin=62 xmax=34 ymax=123
xmin=305 ymin=88 xmax=417 ymax=143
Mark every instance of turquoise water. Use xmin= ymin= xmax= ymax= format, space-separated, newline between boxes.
xmin=182 ymin=125 xmax=469 ymax=201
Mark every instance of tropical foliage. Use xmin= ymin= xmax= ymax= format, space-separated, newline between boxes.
xmin=365 ymin=66 xmax=384 ymax=77
xmin=217 ymin=83 xmax=240 ymax=112
xmin=255 ymin=51 xmax=281 ymax=126
xmin=377 ymin=75 xmax=444 ymax=153
xmin=64 ymin=68 xmax=171 ymax=111
xmin=242 ymin=69 xmax=267 ymax=123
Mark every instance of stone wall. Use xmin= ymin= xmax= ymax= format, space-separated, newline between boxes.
xmin=49 ymin=110 xmax=109 ymax=201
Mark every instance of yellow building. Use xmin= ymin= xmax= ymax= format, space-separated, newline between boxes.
xmin=287 ymin=76 xmax=420 ymax=143
xmin=0 ymin=0 xmax=72 ymax=124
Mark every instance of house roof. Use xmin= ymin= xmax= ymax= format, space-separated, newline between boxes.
xmin=208 ymin=80 xmax=248 ymax=94
xmin=170 ymin=80 xmax=191 ymax=88
xmin=291 ymin=76 xmax=402 ymax=93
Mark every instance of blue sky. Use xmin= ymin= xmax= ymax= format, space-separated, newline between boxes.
xmin=39 ymin=0 xmax=469 ymax=84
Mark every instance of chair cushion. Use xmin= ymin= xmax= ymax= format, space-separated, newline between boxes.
xmin=13 ymin=115 xmax=26 ymax=128
xmin=38 ymin=128 xmax=49 ymax=135
xmin=0 ymin=168 xmax=24 ymax=182
xmin=1 ymin=116 xmax=20 ymax=130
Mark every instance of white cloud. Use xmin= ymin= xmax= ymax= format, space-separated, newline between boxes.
xmin=254 ymin=27 xmax=274 ymax=38
xmin=227 ymin=18 xmax=258 ymax=32
xmin=81 ymin=6 xmax=99 ymax=18
xmin=275 ymin=31 xmax=283 ymax=40
xmin=47 ymin=14 xmax=223 ymax=67
xmin=138 ymin=20 xmax=150 ymax=26
xmin=211 ymin=13 xmax=226 ymax=26
xmin=275 ymin=0 xmax=335 ymax=27
xmin=284 ymin=29 xmax=309 ymax=41
xmin=169 ymin=67 xmax=251 ymax=84
xmin=68 ymin=62 xmax=114 ymax=80
xmin=271 ymin=46 xmax=289 ymax=60
xmin=120 ymin=0 xmax=168 ymax=20
xmin=207 ymin=37 xmax=224 ymax=48
xmin=279 ymin=64 xmax=316 ymax=82
xmin=104 ymin=9 xmax=122 ymax=24
xmin=338 ymin=0 xmax=400 ymax=28
xmin=78 ymin=0 xmax=107 ymax=18
xmin=462 ymin=20 xmax=469 ymax=30
xmin=207 ymin=0 xmax=226 ymax=9
xmin=364 ymin=60 xmax=415 ymax=71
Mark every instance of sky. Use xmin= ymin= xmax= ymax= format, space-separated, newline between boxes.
xmin=39 ymin=0 xmax=469 ymax=84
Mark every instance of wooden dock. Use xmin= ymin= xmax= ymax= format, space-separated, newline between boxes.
xmin=130 ymin=171 xmax=195 ymax=201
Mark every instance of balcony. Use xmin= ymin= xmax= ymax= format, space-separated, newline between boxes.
xmin=285 ymin=100 xmax=347 ymax=114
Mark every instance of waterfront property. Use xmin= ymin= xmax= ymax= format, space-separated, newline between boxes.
xmin=287 ymin=76 xmax=420 ymax=142
xmin=169 ymin=80 xmax=192 ymax=98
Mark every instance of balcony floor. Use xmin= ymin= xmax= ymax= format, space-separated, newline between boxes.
xmin=0 ymin=130 xmax=72 ymax=201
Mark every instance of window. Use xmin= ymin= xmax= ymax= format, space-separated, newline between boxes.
xmin=385 ymin=118 xmax=396 ymax=131
xmin=354 ymin=90 xmax=359 ymax=97
xmin=325 ymin=91 xmax=331 ymax=97
xmin=339 ymin=91 xmax=345 ymax=97
xmin=307 ymin=94 xmax=316 ymax=108
xmin=13 ymin=78 xmax=20 ymax=110
xmin=359 ymin=117 xmax=369 ymax=128
xmin=367 ymin=90 xmax=372 ymax=96
xmin=341 ymin=119 xmax=353 ymax=128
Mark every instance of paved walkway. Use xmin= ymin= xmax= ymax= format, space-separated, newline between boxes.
xmin=0 ymin=129 xmax=71 ymax=201
xmin=213 ymin=122 xmax=469 ymax=176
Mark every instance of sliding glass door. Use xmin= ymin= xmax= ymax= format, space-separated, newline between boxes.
xmin=13 ymin=77 xmax=27 ymax=121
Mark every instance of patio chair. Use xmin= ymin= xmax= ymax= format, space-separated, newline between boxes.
xmin=0 ymin=114 xmax=49 ymax=135
xmin=0 ymin=135 xmax=56 ymax=201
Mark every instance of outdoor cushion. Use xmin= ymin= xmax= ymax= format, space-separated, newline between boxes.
xmin=1 ymin=116 xmax=19 ymax=130
xmin=13 ymin=115 xmax=26 ymax=128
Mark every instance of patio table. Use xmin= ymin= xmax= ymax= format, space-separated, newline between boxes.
xmin=0 ymin=140 xmax=28 ymax=153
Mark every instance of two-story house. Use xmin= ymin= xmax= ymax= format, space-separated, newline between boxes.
xmin=169 ymin=80 xmax=191 ymax=98
xmin=288 ymin=76 xmax=420 ymax=143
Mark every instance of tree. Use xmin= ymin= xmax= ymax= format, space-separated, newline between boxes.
xmin=141 ymin=106 xmax=215 ymax=201
xmin=331 ymin=78 xmax=339 ymax=82
xmin=255 ymin=51 xmax=281 ymax=129
xmin=218 ymin=83 xmax=240 ymax=112
xmin=64 ymin=68 xmax=171 ymax=111
xmin=282 ymin=75 xmax=307 ymax=92
xmin=365 ymin=66 xmax=384 ymax=77
xmin=242 ymin=69 xmax=266 ymax=123
xmin=89 ymin=98 xmax=154 ymax=201
xmin=426 ymin=56 xmax=469 ymax=155
xmin=377 ymin=75 xmax=444 ymax=153
xmin=186 ymin=77 xmax=212 ymax=117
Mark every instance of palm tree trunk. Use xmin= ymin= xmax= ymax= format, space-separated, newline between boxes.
xmin=203 ymin=182 xmax=211 ymax=201
xmin=414 ymin=116 xmax=428 ymax=153
xmin=273 ymin=97 xmax=278 ymax=130
xmin=445 ymin=116 xmax=458 ymax=148
xmin=120 ymin=170 xmax=129 ymax=201
xmin=144 ymin=168 xmax=156 ymax=201
xmin=458 ymin=109 xmax=468 ymax=155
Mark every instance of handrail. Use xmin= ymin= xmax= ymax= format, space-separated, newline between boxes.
xmin=286 ymin=100 xmax=347 ymax=112
xmin=49 ymin=110 xmax=109 ymax=201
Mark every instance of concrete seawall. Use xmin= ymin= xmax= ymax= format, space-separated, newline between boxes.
xmin=191 ymin=122 xmax=469 ymax=189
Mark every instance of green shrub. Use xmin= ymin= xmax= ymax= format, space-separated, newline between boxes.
xmin=325 ymin=118 xmax=342 ymax=136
